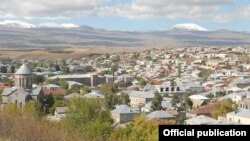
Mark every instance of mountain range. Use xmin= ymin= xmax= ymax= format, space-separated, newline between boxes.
xmin=0 ymin=20 xmax=249 ymax=49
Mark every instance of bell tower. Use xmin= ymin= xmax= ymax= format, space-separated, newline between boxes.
xmin=15 ymin=64 xmax=32 ymax=89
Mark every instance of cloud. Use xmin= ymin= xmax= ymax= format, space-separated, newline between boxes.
xmin=0 ymin=0 xmax=106 ymax=18
xmin=97 ymin=0 xmax=233 ymax=19
xmin=0 ymin=0 xmax=249 ymax=23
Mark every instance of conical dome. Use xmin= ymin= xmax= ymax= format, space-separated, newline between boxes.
xmin=15 ymin=64 xmax=32 ymax=75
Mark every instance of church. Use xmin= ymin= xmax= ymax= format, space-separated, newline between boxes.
xmin=1 ymin=64 xmax=44 ymax=109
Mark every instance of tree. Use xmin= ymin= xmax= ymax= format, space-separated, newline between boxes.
xmin=105 ymin=53 xmax=110 ymax=59
xmin=80 ymin=86 xmax=91 ymax=94
xmin=110 ymin=115 xmax=174 ymax=141
xmin=105 ymin=93 xmax=118 ymax=109
xmin=23 ymin=101 xmax=42 ymax=119
xmin=59 ymin=79 xmax=69 ymax=89
xmin=10 ymin=65 xmax=15 ymax=73
xmin=0 ymin=89 xmax=3 ymax=102
xmin=63 ymin=67 xmax=70 ymax=74
xmin=100 ymin=84 xmax=117 ymax=95
xmin=170 ymin=79 xmax=176 ymax=87
xmin=47 ymin=94 xmax=65 ymax=114
xmin=151 ymin=93 xmax=163 ymax=111
xmin=178 ymin=64 xmax=181 ymax=78
xmin=171 ymin=95 xmax=180 ymax=106
xmin=211 ymin=99 xmax=236 ymax=119
xmin=55 ymin=64 xmax=61 ymax=71
xmin=86 ymin=66 xmax=94 ymax=72
xmin=67 ymin=84 xmax=81 ymax=94
xmin=62 ymin=98 xmax=112 ymax=140
xmin=137 ymin=78 xmax=146 ymax=87
xmin=5 ymin=80 xmax=13 ymax=87
xmin=32 ymin=74 xmax=45 ymax=84
xmin=60 ymin=59 xmax=67 ymax=67
xmin=118 ymin=93 xmax=130 ymax=105
xmin=198 ymin=68 xmax=213 ymax=81
xmin=145 ymin=56 xmax=152 ymax=61
xmin=110 ymin=63 xmax=118 ymax=82
xmin=0 ymin=66 xmax=7 ymax=73
xmin=207 ymin=93 xmax=214 ymax=99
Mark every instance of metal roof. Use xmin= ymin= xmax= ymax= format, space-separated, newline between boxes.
xmin=15 ymin=64 xmax=32 ymax=75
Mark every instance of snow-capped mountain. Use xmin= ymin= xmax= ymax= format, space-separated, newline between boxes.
xmin=38 ymin=22 xmax=79 ymax=28
xmin=61 ymin=23 xmax=79 ymax=28
xmin=37 ymin=22 xmax=62 ymax=28
xmin=0 ymin=20 xmax=79 ymax=29
xmin=171 ymin=23 xmax=208 ymax=31
xmin=0 ymin=20 xmax=36 ymax=28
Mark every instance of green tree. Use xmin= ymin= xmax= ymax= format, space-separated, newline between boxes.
xmin=60 ymin=59 xmax=67 ymax=67
xmin=118 ymin=93 xmax=130 ymax=105
xmin=110 ymin=63 xmax=118 ymax=82
xmin=63 ymin=67 xmax=70 ymax=74
xmin=47 ymin=94 xmax=65 ymax=114
xmin=111 ymin=115 xmax=170 ymax=141
xmin=55 ymin=64 xmax=61 ymax=71
xmin=59 ymin=79 xmax=69 ymax=89
xmin=62 ymin=98 xmax=112 ymax=140
xmin=198 ymin=68 xmax=213 ymax=81
xmin=171 ymin=95 xmax=180 ymax=106
xmin=178 ymin=64 xmax=181 ymax=78
xmin=10 ymin=65 xmax=15 ymax=73
xmin=138 ymin=78 xmax=146 ymax=87
xmin=5 ymin=80 xmax=13 ymax=87
xmin=67 ymin=84 xmax=81 ymax=94
xmin=145 ymin=56 xmax=152 ymax=61
xmin=105 ymin=94 xmax=118 ymax=109
xmin=105 ymin=53 xmax=110 ymax=59
xmin=86 ymin=66 xmax=94 ymax=72
xmin=32 ymin=74 xmax=45 ymax=84
xmin=151 ymin=93 xmax=163 ymax=110
xmin=100 ymin=84 xmax=117 ymax=95
xmin=80 ymin=86 xmax=91 ymax=94
xmin=0 ymin=89 xmax=3 ymax=102
xmin=0 ymin=66 xmax=7 ymax=73
xmin=23 ymin=101 xmax=42 ymax=119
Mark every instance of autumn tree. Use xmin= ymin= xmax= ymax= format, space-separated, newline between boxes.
xmin=211 ymin=99 xmax=236 ymax=119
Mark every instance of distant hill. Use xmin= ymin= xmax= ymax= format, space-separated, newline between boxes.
xmin=0 ymin=24 xmax=250 ymax=49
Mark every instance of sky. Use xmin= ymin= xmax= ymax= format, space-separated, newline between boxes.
xmin=0 ymin=0 xmax=250 ymax=31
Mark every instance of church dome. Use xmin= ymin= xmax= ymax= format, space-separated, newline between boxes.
xmin=15 ymin=64 xmax=32 ymax=75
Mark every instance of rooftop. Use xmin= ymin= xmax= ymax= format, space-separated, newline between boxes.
xmin=15 ymin=64 xmax=32 ymax=75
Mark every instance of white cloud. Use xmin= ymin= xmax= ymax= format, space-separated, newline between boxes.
xmin=0 ymin=0 xmax=106 ymax=18
xmin=0 ymin=0 xmax=249 ymax=23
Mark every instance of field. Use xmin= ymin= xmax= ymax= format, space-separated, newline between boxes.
xmin=0 ymin=47 xmax=154 ymax=60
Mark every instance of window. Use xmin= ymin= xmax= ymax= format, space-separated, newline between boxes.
xmin=166 ymin=87 xmax=169 ymax=92
xmin=171 ymin=87 xmax=175 ymax=91
xmin=160 ymin=88 xmax=164 ymax=92
xmin=177 ymin=87 xmax=180 ymax=91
